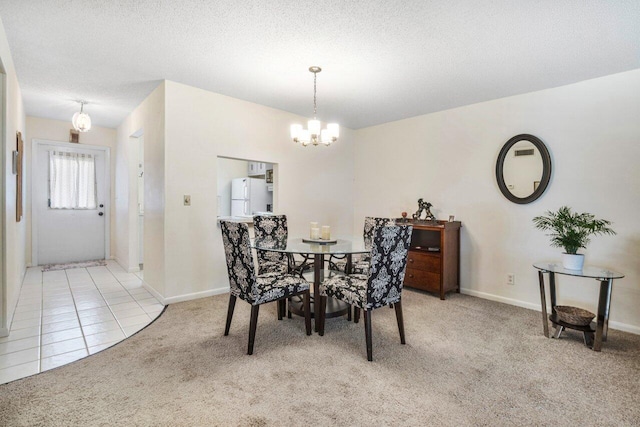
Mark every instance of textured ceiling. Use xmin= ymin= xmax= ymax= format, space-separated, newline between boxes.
xmin=0 ymin=1 xmax=639 ymax=129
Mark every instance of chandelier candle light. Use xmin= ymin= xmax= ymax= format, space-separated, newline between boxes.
xmin=72 ymin=101 xmax=92 ymax=132
xmin=291 ymin=66 xmax=339 ymax=146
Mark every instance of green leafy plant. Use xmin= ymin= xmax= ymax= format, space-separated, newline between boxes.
xmin=532 ymin=206 xmax=616 ymax=254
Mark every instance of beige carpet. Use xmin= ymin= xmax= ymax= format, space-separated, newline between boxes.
xmin=1 ymin=289 xmax=639 ymax=426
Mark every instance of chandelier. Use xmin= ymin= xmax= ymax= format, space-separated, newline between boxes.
xmin=72 ymin=101 xmax=92 ymax=132
xmin=290 ymin=66 xmax=339 ymax=146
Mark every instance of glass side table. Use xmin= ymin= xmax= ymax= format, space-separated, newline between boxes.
xmin=533 ymin=262 xmax=624 ymax=352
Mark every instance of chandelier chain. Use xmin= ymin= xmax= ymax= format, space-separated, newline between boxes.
xmin=313 ymin=71 xmax=317 ymax=118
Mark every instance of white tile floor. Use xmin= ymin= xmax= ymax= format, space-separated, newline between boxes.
xmin=0 ymin=260 xmax=164 ymax=384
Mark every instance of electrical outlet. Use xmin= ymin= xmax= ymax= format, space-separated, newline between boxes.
xmin=507 ymin=274 xmax=515 ymax=285
xmin=184 ymin=195 xmax=191 ymax=206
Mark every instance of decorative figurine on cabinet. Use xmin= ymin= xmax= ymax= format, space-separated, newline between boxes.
xmin=412 ymin=198 xmax=436 ymax=221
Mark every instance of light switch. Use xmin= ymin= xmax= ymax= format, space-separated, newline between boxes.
xmin=184 ymin=195 xmax=191 ymax=206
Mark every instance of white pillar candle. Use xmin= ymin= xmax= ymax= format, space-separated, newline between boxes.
xmin=310 ymin=227 xmax=320 ymax=239
xmin=321 ymin=225 xmax=331 ymax=240
xmin=310 ymin=222 xmax=319 ymax=238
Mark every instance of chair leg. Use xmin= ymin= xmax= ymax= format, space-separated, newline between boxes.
xmin=248 ymin=305 xmax=260 ymax=355
xmin=303 ymin=291 xmax=312 ymax=336
xmin=277 ymin=299 xmax=284 ymax=320
xmin=354 ymin=307 xmax=360 ymax=323
xmin=364 ymin=310 xmax=373 ymax=361
xmin=318 ymin=295 xmax=327 ymax=336
xmin=347 ymin=304 xmax=352 ymax=321
xmin=224 ymin=295 xmax=237 ymax=336
xmin=287 ymin=297 xmax=292 ymax=318
xmin=394 ymin=301 xmax=406 ymax=344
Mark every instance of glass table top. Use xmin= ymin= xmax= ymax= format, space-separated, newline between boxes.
xmin=253 ymin=237 xmax=368 ymax=255
xmin=533 ymin=262 xmax=624 ymax=279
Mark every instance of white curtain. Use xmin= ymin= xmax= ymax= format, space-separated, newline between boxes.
xmin=49 ymin=151 xmax=97 ymax=209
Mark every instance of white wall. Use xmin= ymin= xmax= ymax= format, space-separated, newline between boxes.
xmin=25 ymin=117 xmax=117 ymax=264
xmin=353 ymin=69 xmax=640 ymax=333
xmin=115 ymin=82 xmax=165 ymax=300
xmin=161 ymin=80 xmax=354 ymax=302
xmin=0 ymin=18 xmax=26 ymax=335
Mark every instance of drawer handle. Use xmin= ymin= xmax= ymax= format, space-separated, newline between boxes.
xmin=409 ymin=259 xmax=414 ymax=263
xmin=409 ymin=274 xmax=414 ymax=278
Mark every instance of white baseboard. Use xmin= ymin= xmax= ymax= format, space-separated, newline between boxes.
xmin=460 ymin=288 xmax=541 ymax=311
xmin=113 ymin=256 xmax=126 ymax=270
xmin=139 ymin=281 xmax=230 ymax=305
xmin=608 ymin=320 xmax=640 ymax=335
xmin=162 ymin=287 xmax=230 ymax=305
xmin=141 ymin=281 xmax=166 ymax=305
xmin=113 ymin=256 xmax=140 ymax=273
xmin=460 ymin=288 xmax=640 ymax=335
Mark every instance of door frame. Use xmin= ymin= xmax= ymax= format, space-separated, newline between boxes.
xmin=31 ymin=139 xmax=111 ymax=266
xmin=0 ymin=70 xmax=6 ymax=336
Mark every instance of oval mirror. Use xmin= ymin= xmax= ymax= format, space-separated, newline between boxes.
xmin=496 ymin=134 xmax=551 ymax=204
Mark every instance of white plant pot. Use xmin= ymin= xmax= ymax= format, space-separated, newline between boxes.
xmin=562 ymin=253 xmax=585 ymax=270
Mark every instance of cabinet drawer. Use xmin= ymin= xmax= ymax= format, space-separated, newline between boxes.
xmin=404 ymin=268 xmax=440 ymax=292
xmin=407 ymin=251 xmax=440 ymax=273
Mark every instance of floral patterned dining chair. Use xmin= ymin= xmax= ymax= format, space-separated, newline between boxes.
xmin=318 ymin=224 xmax=413 ymax=361
xmin=220 ymin=220 xmax=311 ymax=355
xmin=253 ymin=215 xmax=290 ymax=275
xmin=254 ymin=214 xmax=316 ymax=275
xmin=330 ymin=216 xmax=396 ymax=275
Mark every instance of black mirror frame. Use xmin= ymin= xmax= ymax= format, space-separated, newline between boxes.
xmin=496 ymin=134 xmax=552 ymax=204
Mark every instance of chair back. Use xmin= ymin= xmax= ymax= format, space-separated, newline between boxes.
xmin=253 ymin=215 xmax=289 ymax=266
xmin=220 ymin=220 xmax=256 ymax=302
xmin=366 ymin=225 xmax=413 ymax=309
xmin=363 ymin=217 xmax=396 ymax=249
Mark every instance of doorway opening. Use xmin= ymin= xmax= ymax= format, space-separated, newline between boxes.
xmin=136 ymin=135 xmax=144 ymax=271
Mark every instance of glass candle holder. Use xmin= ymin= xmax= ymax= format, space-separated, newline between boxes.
xmin=310 ymin=227 xmax=320 ymax=239
xmin=321 ymin=225 xmax=331 ymax=240
xmin=310 ymin=222 xmax=319 ymax=238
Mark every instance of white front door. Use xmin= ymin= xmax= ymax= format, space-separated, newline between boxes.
xmin=33 ymin=141 xmax=109 ymax=265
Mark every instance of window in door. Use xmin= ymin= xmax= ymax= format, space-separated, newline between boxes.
xmin=49 ymin=151 xmax=97 ymax=209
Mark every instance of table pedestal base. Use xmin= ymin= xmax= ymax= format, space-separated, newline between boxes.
xmin=289 ymin=295 xmax=350 ymax=319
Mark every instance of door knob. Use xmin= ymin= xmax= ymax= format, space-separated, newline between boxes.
xmin=99 ymin=204 xmax=104 ymax=208
xmin=98 ymin=212 xmax=104 ymax=216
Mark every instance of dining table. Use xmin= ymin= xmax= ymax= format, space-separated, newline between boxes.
xmin=252 ymin=236 xmax=369 ymax=332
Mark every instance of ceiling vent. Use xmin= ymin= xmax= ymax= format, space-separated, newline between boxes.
xmin=514 ymin=148 xmax=535 ymax=156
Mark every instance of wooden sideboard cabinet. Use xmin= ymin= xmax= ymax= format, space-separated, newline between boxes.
xmin=402 ymin=220 xmax=461 ymax=300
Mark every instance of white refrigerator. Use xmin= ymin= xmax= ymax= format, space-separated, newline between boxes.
xmin=231 ymin=177 xmax=268 ymax=217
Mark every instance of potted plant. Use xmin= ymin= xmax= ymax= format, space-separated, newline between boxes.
xmin=533 ymin=206 xmax=616 ymax=270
